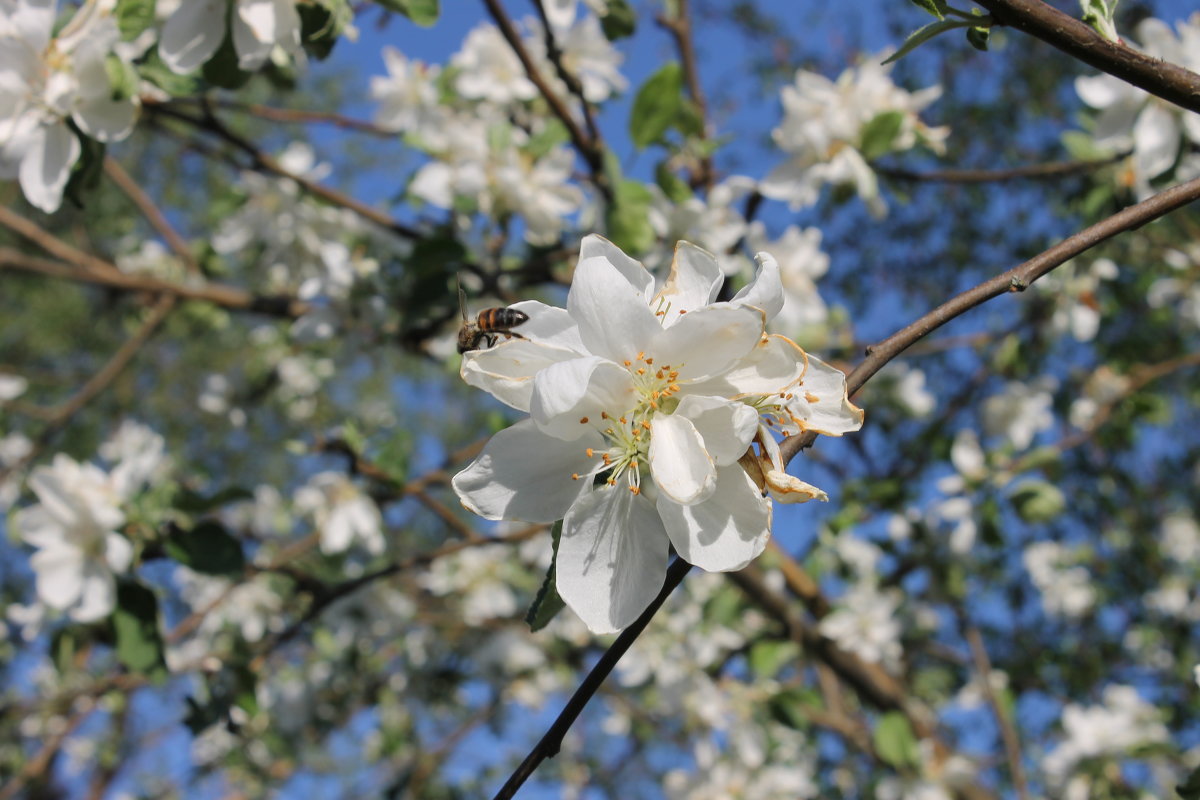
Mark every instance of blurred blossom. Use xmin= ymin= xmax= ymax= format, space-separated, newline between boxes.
xmin=0 ymin=0 xmax=140 ymax=212
xmin=99 ymin=420 xmax=169 ymax=498
xmin=1068 ymin=365 xmax=1129 ymax=429
xmin=0 ymin=431 xmax=32 ymax=510
xmin=646 ymin=176 xmax=754 ymax=275
xmin=982 ymin=380 xmax=1055 ymax=450
xmin=1039 ymin=258 xmax=1119 ymax=342
xmin=1075 ymin=13 xmax=1200 ymax=195
xmin=371 ymin=47 xmax=447 ymax=145
xmin=761 ymin=51 xmax=947 ymax=217
xmin=878 ymin=363 xmax=936 ymax=418
xmin=949 ymin=429 xmax=986 ymax=482
xmin=0 ymin=372 xmax=28 ymax=400
xmin=818 ymin=583 xmax=903 ymax=668
xmin=1041 ymin=685 xmax=1168 ymax=787
xmin=746 ymin=222 xmax=830 ymax=334
xmin=452 ymin=22 xmax=537 ymax=105
xmin=115 ymin=239 xmax=187 ymax=283
xmin=418 ymin=543 xmax=523 ymax=624
xmin=174 ymin=566 xmax=284 ymax=646
xmin=528 ymin=14 xmax=627 ymax=103
xmin=18 ymin=454 xmax=132 ymax=622
xmin=1023 ymin=541 xmax=1096 ymax=618
xmin=1161 ymin=513 xmax=1200 ymax=563
xmin=160 ymin=0 xmax=303 ymax=75
xmin=294 ymin=472 xmax=384 ymax=555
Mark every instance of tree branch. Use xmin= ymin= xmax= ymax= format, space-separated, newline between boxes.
xmin=973 ymin=0 xmax=1200 ymax=114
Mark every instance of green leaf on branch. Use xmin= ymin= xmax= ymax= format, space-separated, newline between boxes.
xmin=966 ymin=25 xmax=990 ymax=52
xmin=605 ymin=180 xmax=656 ymax=255
xmin=171 ymin=485 xmax=253 ymax=514
xmin=299 ymin=0 xmax=354 ymax=60
xmin=202 ymin=29 xmax=252 ymax=89
xmin=600 ymin=0 xmax=637 ymax=40
xmin=139 ymin=50 xmax=204 ymax=97
xmin=909 ymin=0 xmax=950 ymax=18
xmin=526 ymin=521 xmax=565 ymax=632
xmin=859 ymin=111 xmax=906 ymax=161
xmin=378 ymin=0 xmax=440 ymax=26
xmin=883 ymin=18 xmax=977 ymax=65
xmin=768 ymin=687 xmax=822 ymax=730
xmin=1009 ymin=480 xmax=1066 ymax=523
xmin=165 ymin=520 xmax=246 ymax=577
xmin=114 ymin=0 xmax=155 ymax=40
xmin=748 ymin=640 xmax=800 ymax=678
xmin=874 ymin=711 xmax=920 ymax=768
xmin=629 ymin=62 xmax=684 ymax=149
xmin=655 ymin=161 xmax=692 ymax=204
xmin=1080 ymin=0 xmax=1120 ymax=41
xmin=113 ymin=580 xmax=167 ymax=676
xmin=63 ymin=131 xmax=104 ymax=209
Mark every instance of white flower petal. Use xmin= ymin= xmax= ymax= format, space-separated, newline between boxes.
xmin=72 ymin=563 xmax=118 ymax=622
xmin=461 ymin=339 xmax=582 ymax=412
xmin=159 ymin=0 xmax=227 ymax=74
xmin=654 ymin=240 xmax=723 ymax=320
xmin=765 ymin=470 xmax=828 ymax=504
xmin=452 ymin=419 xmax=600 ymax=522
xmin=791 ymin=354 xmax=864 ymax=436
xmin=31 ymin=545 xmax=85 ymax=610
xmin=648 ymin=413 xmax=716 ymax=504
xmin=654 ymin=304 xmax=765 ymax=383
xmin=578 ymin=234 xmax=654 ymax=299
xmin=674 ymin=395 xmax=758 ymax=466
xmin=105 ymin=532 xmax=133 ymax=572
xmin=72 ymin=95 xmax=138 ymax=143
xmin=567 ymin=255 xmax=662 ymax=363
xmin=530 ymin=356 xmax=634 ymax=440
xmin=507 ymin=300 xmax=586 ymax=352
xmin=657 ymin=464 xmax=771 ymax=572
xmin=732 ymin=252 xmax=785 ymax=322
xmin=1133 ymin=103 xmax=1180 ymax=181
xmin=556 ymin=486 xmax=670 ymax=634
xmin=686 ymin=334 xmax=807 ymax=398
xmin=19 ymin=122 xmax=79 ymax=214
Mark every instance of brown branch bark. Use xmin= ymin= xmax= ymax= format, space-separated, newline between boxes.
xmin=966 ymin=626 xmax=1030 ymax=800
xmin=656 ymin=0 xmax=714 ymax=190
xmin=876 ymin=156 xmax=1121 ymax=183
xmin=103 ymin=157 xmax=199 ymax=274
xmin=974 ymin=0 xmax=1200 ymax=114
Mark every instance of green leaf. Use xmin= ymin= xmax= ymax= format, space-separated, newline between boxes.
xmin=629 ymin=62 xmax=683 ymax=149
xmin=654 ymin=161 xmax=692 ymax=204
xmin=966 ymin=25 xmax=990 ymax=52
xmin=114 ymin=0 xmax=155 ymax=40
xmin=526 ymin=521 xmax=564 ymax=632
xmin=105 ymin=54 xmax=140 ymax=102
xmin=165 ymin=520 xmax=246 ymax=577
xmin=600 ymin=0 xmax=637 ymax=40
xmin=909 ymin=0 xmax=949 ymax=18
xmin=605 ymin=180 xmax=656 ymax=255
xmin=172 ymin=485 xmax=253 ymax=514
xmin=202 ymin=27 xmax=252 ymax=89
xmin=378 ymin=0 xmax=440 ymax=26
xmin=526 ymin=119 xmax=570 ymax=159
xmin=748 ymin=640 xmax=800 ymax=678
xmin=1009 ymin=480 xmax=1066 ymax=523
xmin=63 ymin=131 xmax=104 ymax=209
xmin=882 ymin=18 xmax=975 ymax=65
xmin=1179 ymin=764 xmax=1200 ymax=799
xmin=767 ymin=687 xmax=822 ymax=730
xmin=113 ymin=580 xmax=166 ymax=675
xmin=299 ymin=0 xmax=353 ymax=60
xmin=376 ymin=430 xmax=412 ymax=484
xmin=51 ymin=628 xmax=79 ymax=675
xmin=874 ymin=711 xmax=920 ymax=768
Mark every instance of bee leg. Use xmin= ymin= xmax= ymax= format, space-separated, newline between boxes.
xmin=501 ymin=332 xmax=528 ymax=342
xmin=484 ymin=333 xmax=497 ymax=348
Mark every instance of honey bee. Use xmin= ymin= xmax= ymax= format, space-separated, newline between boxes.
xmin=457 ymin=281 xmax=529 ymax=353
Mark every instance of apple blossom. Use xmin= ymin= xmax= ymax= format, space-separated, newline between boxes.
xmin=160 ymin=0 xmax=302 ymax=75
xmin=760 ymin=51 xmax=947 ymax=217
xmin=453 ymin=235 xmax=862 ymax=633
xmin=17 ymin=454 xmax=132 ymax=622
xmin=294 ymin=471 xmax=385 ymax=555
xmin=0 ymin=0 xmax=140 ymax=212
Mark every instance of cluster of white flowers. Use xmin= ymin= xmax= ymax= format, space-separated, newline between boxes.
xmin=293 ymin=470 xmax=384 ymax=556
xmin=452 ymin=235 xmax=863 ymax=633
xmin=1147 ymin=242 xmax=1200 ymax=329
xmin=1075 ymin=13 xmax=1200 ymax=195
xmin=761 ymin=51 xmax=948 ymax=217
xmin=1041 ymin=685 xmax=1169 ymax=790
xmin=159 ymin=0 xmax=303 ymax=75
xmin=370 ymin=16 xmax=624 ymax=245
xmin=818 ymin=583 xmax=904 ymax=669
xmin=1039 ymin=258 xmax=1119 ymax=342
xmin=981 ymin=379 xmax=1055 ymax=451
xmin=15 ymin=421 xmax=167 ymax=622
xmin=1023 ymin=540 xmax=1096 ymax=619
xmin=0 ymin=0 xmax=141 ymax=213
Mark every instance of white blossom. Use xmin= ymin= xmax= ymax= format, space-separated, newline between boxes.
xmin=1023 ymin=541 xmax=1096 ymax=619
xmin=982 ymin=380 xmax=1055 ymax=450
xmin=370 ymin=46 xmax=447 ymax=146
xmin=18 ymin=454 xmax=132 ymax=622
xmin=451 ymin=22 xmax=537 ymax=106
xmin=294 ymin=471 xmax=384 ymax=555
xmin=817 ymin=583 xmax=903 ymax=668
xmin=761 ymin=51 xmax=947 ymax=217
xmin=453 ymin=235 xmax=862 ymax=632
xmin=746 ymin=222 xmax=829 ymax=333
xmin=1041 ymin=685 xmax=1169 ymax=787
xmin=159 ymin=0 xmax=302 ymax=74
xmin=0 ymin=0 xmax=140 ymax=212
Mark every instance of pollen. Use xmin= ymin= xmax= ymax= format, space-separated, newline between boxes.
xmin=601 ymin=411 xmax=608 ymax=419
xmin=678 ymin=309 xmax=687 ymax=314
xmin=619 ymin=416 xmax=627 ymax=424
xmin=580 ymin=416 xmax=589 ymax=424
xmin=650 ymin=400 xmax=658 ymax=409
xmin=629 ymin=486 xmax=641 ymax=495
xmin=585 ymin=448 xmax=594 ymax=458
xmin=805 ymin=392 xmax=820 ymax=403
xmin=641 ymin=420 xmax=651 ymax=430
xmin=637 ymin=367 xmax=646 ymax=375
xmin=602 ymin=453 xmax=612 ymax=464
xmin=572 ymin=473 xmax=580 ymax=480
xmin=669 ymin=383 xmax=680 ymax=392
xmin=624 ymin=360 xmax=632 ymax=367
xmin=636 ymin=351 xmax=645 ymax=360
xmin=644 ymin=358 xmax=653 ymax=365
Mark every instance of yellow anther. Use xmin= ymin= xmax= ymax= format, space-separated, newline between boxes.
xmin=580 ymin=416 xmax=589 ymax=424
xmin=641 ymin=420 xmax=651 ymax=430
xmin=624 ymin=359 xmax=632 ymax=367
xmin=669 ymin=383 xmax=680 ymax=392
xmin=601 ymin=411 xmax=608 ymax=419
xmin=805 ymin=392 xmax=820 ymax=404
xmin=636 ymin=351 xmax=645 ymax=360
xmin=645 ymin=358 xmax=653 ymax=365
xmin=572 ymin=473 xmax=580 ymax=480
xmin=586 ymin=448 xmax=594 ymax=458
xmin=629 ymin=486 xmax=641 ymax=495
xmin=637 ymin=367 xmax=646 ymax=375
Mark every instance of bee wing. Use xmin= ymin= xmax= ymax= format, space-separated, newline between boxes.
xmin=457 ymin=275 xmax=468 ymax=322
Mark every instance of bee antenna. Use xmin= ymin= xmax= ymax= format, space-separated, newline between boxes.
xmin=457 ymin=274 xmax=467 ymax=322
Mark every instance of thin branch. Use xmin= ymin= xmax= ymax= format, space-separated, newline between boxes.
xmin=0 ymin=247 xmax=307 ymax=318
xmin=780 ymin=172 xmax=1200 ymax=464
xmin=0 ymin=205 xmax=121 ymax=277
xmin=479 ymin=0 xmax=610 ymax=198
xmin=530 ymin=0 xmax=602 ymax=144
xmin=973 ymin=0 xmax=1200 ymax=115
xmin=206 ymin=98 xmax=396 ymax=137
xmin=965 ymin=626 xmax=1030 ymax=800
xmin=492 ymin=559 xmax=693 ymax=800
xmin=875 ymin=155 xmax=1121 ymax=183
xmin=656 ymin=0 xmax=714 ymax=190
xmin=103 ymin=156 xmax=199 ymax=274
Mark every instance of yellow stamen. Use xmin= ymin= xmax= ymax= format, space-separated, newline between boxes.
xmin=629 ymin=486 xmax=641 ymax=495
xmin=580 ymin=416 xmax=589 ymax=424
xmin=586 ymin=448 xmax=594 ymax=458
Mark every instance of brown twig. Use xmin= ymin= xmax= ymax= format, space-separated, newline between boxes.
xmin=479 ymin=0 xmax=610 ymax=199
xmin=973 ymin=0 xmax=1200 ymax=115
xmin=876 ymin=155 xmax=1121 ymax=184
xmin=780 ymin=173 xmax=1200 ymax=464
xmin=656 ymin=0 xmax=714 ymax=190
xmin=530 ymin=0 xmax=603 ymax=145
xmin=206 ymin=98 xmax=396 ymax=137
xmin=103 ymin=157 xmax=199 ymax=274
xmin=0 ymin=205 xmax=121 ymax=277
xmin=0 ymin=247 xmax=307 ymax=318
xmin=965 ymin=626 xmax=1030 ymax=800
